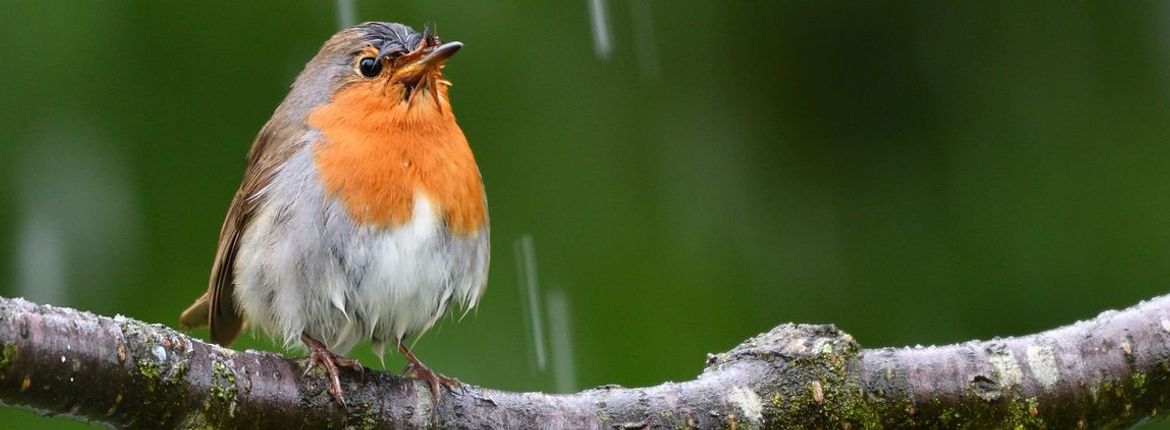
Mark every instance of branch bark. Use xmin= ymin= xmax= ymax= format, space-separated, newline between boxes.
xmin=1 ymin=295 xmax=1168 ymax=429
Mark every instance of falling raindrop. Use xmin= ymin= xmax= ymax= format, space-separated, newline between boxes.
xmin=514 ymin=235 xmax=547 ymax=371
xmin=630 ymin=0 xmax=660 ymax=80
xmin=588 ymin=0 xmax=613 ymax=61
xmin=545 ymin=288 xmax=577 ymax=393
xmin=336 ymin=0 xmax=356 ymax=29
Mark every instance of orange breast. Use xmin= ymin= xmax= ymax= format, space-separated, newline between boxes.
xmin=307 ymin=81 xmax=486 ymax=235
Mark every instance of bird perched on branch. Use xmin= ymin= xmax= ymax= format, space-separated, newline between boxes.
xmin=179 ymin=22 xmax=489 ymax=407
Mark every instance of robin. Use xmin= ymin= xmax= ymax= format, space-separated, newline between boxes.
xmin=178 ymin=22 xmax=489 ymax=407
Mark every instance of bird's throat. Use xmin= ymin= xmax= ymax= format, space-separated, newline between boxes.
xmin=307 ymin=82 xmax=485 ymax=235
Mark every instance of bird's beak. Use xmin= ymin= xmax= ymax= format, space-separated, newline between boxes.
xmin=419 ymin=41 xmax=462 ymax=67
xmin=394 ymin=41 xmax=462 ymax=107
xmin=396 ymin=41 xmax=462 ymax=81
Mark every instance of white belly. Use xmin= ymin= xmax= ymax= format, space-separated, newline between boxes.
xmin=232 ymin=147 xmax=489 ymax=357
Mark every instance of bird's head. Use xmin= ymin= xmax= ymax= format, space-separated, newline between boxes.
xmin=291 ymin=22 xmax=462 ymax=123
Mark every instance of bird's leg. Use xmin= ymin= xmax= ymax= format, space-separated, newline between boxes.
xmin=397 ymin=338 xmax=459 ymax=398
xmin=301 ymin=332 xmax=362 ymax=407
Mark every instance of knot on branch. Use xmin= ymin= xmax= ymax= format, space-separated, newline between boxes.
xmin=704 ymin=324 xmax=859 ymax=373
xmin=699 ymin=324 xmax=886 ymax=428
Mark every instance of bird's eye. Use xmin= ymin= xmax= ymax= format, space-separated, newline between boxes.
xmin=358 ymin=57 xmax=382 ymax=78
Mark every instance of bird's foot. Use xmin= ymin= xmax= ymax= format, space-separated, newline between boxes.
xmin=404 ymin=361 xmax=460 ymax=399
xmin=397 ymin=340 xmax=460 ymax=399
xmin=302 ymin=333 xmax=362 ymax=407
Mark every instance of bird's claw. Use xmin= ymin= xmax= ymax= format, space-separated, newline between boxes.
xmin=302 ymin=334 xmax=362 ymax=408
xmin=405 ymin=362 xmax=461 ymax=399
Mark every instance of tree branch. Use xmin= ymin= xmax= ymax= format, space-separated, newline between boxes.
xmin=0 ymin=295 xmax=1168 ymax=428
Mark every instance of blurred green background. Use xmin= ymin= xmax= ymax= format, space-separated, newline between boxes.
xmin=2 ymin=1 xmax=1170 ymax=428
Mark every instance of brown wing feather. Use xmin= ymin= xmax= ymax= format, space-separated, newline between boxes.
xmin=180 ymin=111 xmax=306 ymax=346
xmin=205 ymin=188 xmax=248 ymax=346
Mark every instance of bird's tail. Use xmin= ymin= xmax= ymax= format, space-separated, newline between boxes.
xmin=179 ymin=292 xmax=211 ymax=330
